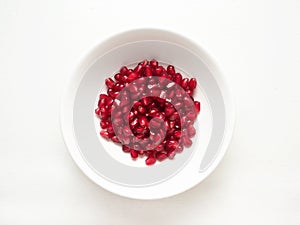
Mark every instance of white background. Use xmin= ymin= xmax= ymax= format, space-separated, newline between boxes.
xmin=0 ymin=0 xmax=299 ymax=224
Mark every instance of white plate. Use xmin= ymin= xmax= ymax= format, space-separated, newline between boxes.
xmin=60 ymin=29 xmax=235 ymax=199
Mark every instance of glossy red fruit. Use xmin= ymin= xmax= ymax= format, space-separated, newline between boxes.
xmin=134 ymin=64 xmax=143 ymax=73
xmin=174 ymin=130 xmax=181 ymax=139
xmin=189 ymin=78 xmax=197 ymax=89
xmin=156 ymin=152 xmax=167 ymax=161
xmin=194 ymin=101 xmax=201 ymax=113
xmin=120 ymin=66 xmax=128 ymax=75
xmin=181 ymin=78 xmax=189 ymax=89
xmin=114 ymin=73 xmax=122 ymax=81
xmin=167 ymin=150 xmax=176 ymax=159
xmin=187 ymin=125 xmax=196 ymax=137
xmin=139 ymin=116 xmax=148 ymax=127
xmin=155 ymin=144 xmax=164 ymax=152
xmin=145 ymin=155 xmax=156 ymax=165
xmin=127 ymin=72 xmax=139 ymax=83
xmin=100 ymin=130 xmax=109 ymax=139
xmin=95 ymin=108 xmax=101 ymax=115
xmin=182 ymin=136 xmax=193 ymax=147
xmin=130 ymin=150 xmax=138 ymax=159
xmin=111 ymin=136 xmax=120 ymax=143
xmin=144 ymin=65 xmax=152 ymax=76
xmin=105 ymin=78 xmax=115 ymax=89
xmin=150 ymin=59 xmax=158 ymax=68
xmin=122 ymin=145 xmax=131 ymax=152
xmin=173 ymin=73 xmax=182 ymax=84
xmin=167 ymin=65 xmax=175 ymax=75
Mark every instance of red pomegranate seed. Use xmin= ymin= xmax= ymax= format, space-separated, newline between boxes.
xmin=174 ymin=130 xmax=181 ymax=139
xmin=174 ymin=73 xmax=182 ymax=84
xmin=134 ymin=64 xmax=143 ymax=73
xmin=100 ymin=130 xmax=109 ymax=139
xmin=100 ymin=120 xmax=109 ymax=128
xmin=126 ymin=69 xmax=133 ymax=76
xmin=186 ymin=89 xmax=193 ymax=97
xmin=120 ymin=66 xmax=128 ymax=75
xmin=181 ymin=78 xmax=189 ymax=89
xmin=194 ymin=101 xmax=201 ymax=113
xmin=166 ymin=140 xmax=179 ymax=151
xmin=175 ymin=144 xmax=184 ymax=153
xmin=150 ymin=59 xmax=158 ymax=68
xmin=114 ymin=118 xmax=123 ymax=126
xmin=154 ymin=66 xmax=164 ymax=76
xmin=187 ymin=125 xmax=196 ymax=137
xmin=127 ymin=72 xmax=139 ymax=83
xmin=130 ymin=150 xmax=138 ymax=159
xmin=111 ymin=136 xmax=120 ymax=143
xmin=165 ymin=106 xmax=175 ymax=117
xmin=105 ymin=78 xmax=115 ymax=89
xmin=139 ymin=116 xmax=148 ymax=127
xmin=167 ymin=65 xmax=175 ymax=75
xmin=189 ymin=78 xmax=197 ymax=89
xmin=114 ymin=73 xmax=122 ymax=81
xmin=155 ymin=144 xmax=164 ymax=152
xmin=167 ymin=150 xmax=176 ymax=159
xmin=122 ymin=145 xmax=131 ymax=152
xmin=156 ymin=152 xmax=167 ymax=161
xmin=145 ymin=155 xmax=156 ymax=165
xmin=140 ymin=60 xmax=148 ymax=67
xmin=95 ymin=108 xmax=100 ymax=115
xmin=182 ymin=136 xmax=193 ymax=147
xmin=144 ymin=65 xmax=152 ymax=76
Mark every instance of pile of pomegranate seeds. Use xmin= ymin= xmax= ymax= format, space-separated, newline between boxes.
xmin=95 ymin=59 xmax=201 ymax=166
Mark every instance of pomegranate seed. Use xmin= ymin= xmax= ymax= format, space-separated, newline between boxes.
xmin=100 ymin=130 xmax=109 ymax=139
xmin=114 ymin=73 xmax=122 ymax=81
xmin=194 ymin=101 xmax=201 ymax=113
xmin=127 ymin=72 xmax=139 ymax=83
xmin=166 ymin=140 xmax=179 ymax=151
xmin=144 ymin=65 xmax=152 ymax=76
xmin=167 ymin=150 xmax=176 ymax=159
xmin=95 ymin=108 xmax=100 ymax=115
xmin=114 ymin=118 xmax=123 ymax=126
xmin=150 ymin=59 xmax=158 ymax=68
xmin=100 ymin=120 xmax=108 ymax=128
xmin=130 ymin=150 xmax=138 ymax=159
xmin=181 ymin=78 xmax=189 ymax=89
xmin=134 ymin=64 xmax=143 ymax=73
xmin=156 ymin=152 xmax=167 ymax=161
xmin=186 ymin=89 xmax=193 ymax=97
xmin=167 ymin=65 xmax=175 ymax=75
xmin=155 ymin=144 xmax=164 ymax=152
xmin=120 ymin=66 xmax=128 ymax=75
xmin=111 ymin=136 xmax=120 ymax=143
xmin=145 ymin=155 xmax=156 ymax=165
xmin=187 ymin=125 xmax=196 ymax=137
xmin=122 ymin=145 xmax=131 ymax=152
xmin=139 ymin=116 xmax=148 ymax=127
xmin=182 ymin=136 xmax=192 ymax=147
xmin=189 ymin=78 xmax=197 ymax=89
xmin=154 ymin=66 xmax=163 ymax=76
xmin=140 ymin=60 xmax=148 ymax=67
xmin=126 ymin=69 xmax=133 ymax=76
xmin=137 ymin=105 xmax=146 ymax=114
xmin=174 ymin=73 xmax=182 ymax=84
xmin=105 ymin=78 xmax=115 ymax=89
xmin=174 ymin=130 xmax=181 ymax=139
xmin=164 ymin=106 xmax=175 ymax=117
